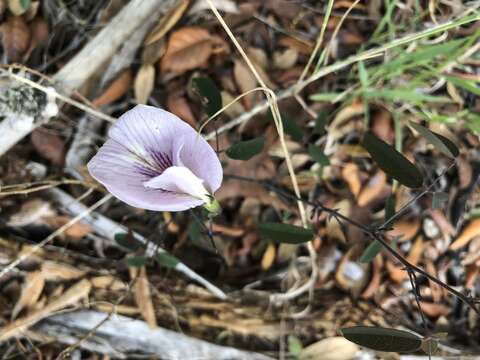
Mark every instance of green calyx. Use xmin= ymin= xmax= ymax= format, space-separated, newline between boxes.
xmin=203 ymin=196 xmax=221 ymax=217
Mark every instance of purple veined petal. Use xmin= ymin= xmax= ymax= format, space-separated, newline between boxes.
xmin=87 ymin=139 xmax=204 ymax=211
xmin=144 ymin=166 xmax=210 ymax=202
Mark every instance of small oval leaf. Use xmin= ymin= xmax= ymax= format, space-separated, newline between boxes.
xmin=308 ymin=144 xmax=330 ymax=166
xmin=126 ymin=256 xmax=147 ymax=267
xmin=259 ymin=222 xmax=313 ymax=244
xmin=409 ymin=121 xmax=459 ymax=158
xmin=359 ymin=240 xmax=383 ymax=263
xmin=226 ymin=137 xmax=265 ymax=160
xmin=114 ymin=232 xmax=141 ymax=252
xmin=341 ymin=326 xmax=422 ymax=353
xmin=362 ymin=132 xmax=423 ymax=188
xmin=155 ymin=252 xmax=180 ymax=268
xmin=192 ymin=76 xmax=222 ymax=117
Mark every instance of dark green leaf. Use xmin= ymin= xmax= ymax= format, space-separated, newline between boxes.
xmin=188 ymin=219 xmax=202 ymax=244
xmin=259 ymin=222 xmax=313 ymax=244
xmin=281 ymin=115 xmax=304 ymax=142
xmin=384 ymin=195 xmax=396 ymax=223
xmin=192 ymin=77 xmax=222 ymax=117
xmin=308 ymin=144 xmax=330 ymax=166
xmin=313 ymin=111 xmax=328 ymax=135
xmin=226 ymin=137 xmax=264 ymax=160
xmin=362 ymin=132 xmax=423 ymax=188
xmin=114 ymin=232 xmax=141 ymax=251
xmin=126 ymin=256 xmax=147 ymax=267
xmin=432 ymin=192 xmax=449 ymax=209
xmin=155 ymin=252 xmax=180 ymax=268
xmin=409 ymin=121 xmax=459 ymax=158
xmin=359 ymin=240 xmax=383 ymax=263
xmin=341 ymin=326 xmax=422 ymax=353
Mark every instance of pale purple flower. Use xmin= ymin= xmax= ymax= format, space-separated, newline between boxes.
xmin=87 ymin=105 xmax=223 ymax=212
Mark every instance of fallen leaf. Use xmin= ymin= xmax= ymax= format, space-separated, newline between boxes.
xmin=40 ymin=261 xmax=86 ymax=281
xmin=161 ymin=26 xmax=213 ymax=75
xmin=92 ymin=69 xmax=132 ymax=107
xmin=299 ymin=337 xmax=359 ymax=360
xmin=44 ymin=215 xmax=91 ymax=240
xmin=31 ymin=128 xmax=65 ymax=166
xmin=11 ymin=271 xmax=44 ymax=319
xmin=134 ymin=64 xmax=155 ymax=104
xmin=389 ymin=236 xmax=424 ymax=283
xmin=388 ymin=220 xmax=421 ymax=242
xmin=131 ymin=266 xmax=157 ymax=328
xmin=7 ymin=199 xmax=55 ymax=227
xmin=0 ymin=279 xmax=91 ymax=341
xmin=342 ymin=163 xmax=362 ymax=197
xmin=1 ymin=16 xmax=31 ymax=62
xmin=23 ymin=16 xmax=49 ymax=61
xmin=261 ymin=243 xmax=276 ymax=271
xmin=361 ymin=255 xmax=383 ymax=299
xmin=91 ymin=275 xmax=126 ymax=291
xmin=273 ymin=48 xmax=298 ymax=70
xmin=357 ymin=171 xmax=387 ymax=207
xmin=450 ymin=218 xmax=480 ymax=250
xmin=233 ymin=59 xmax=258 ymax=108
xmin=419 ymin=302 xmax=450 ymax=317
xmin=166 ymin=92 xmax=196 ymax=126
xmin=144 ymin=0 xmax=189 ymax=45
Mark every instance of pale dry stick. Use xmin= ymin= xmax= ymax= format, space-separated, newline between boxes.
xmin=206 ymin=12 xmax=480 ymax=141
xmin=0 ymin=190 xmax=110 ymax=280
xmin=206 ymin=0 xmax=319 ymax=309
xmin=298 ymin=0 xmax=334 ymax=82
xmin=0 ymin=180 xmax=86 ymax=197
xmin=0 ymin=69 xmax=116 ymax=123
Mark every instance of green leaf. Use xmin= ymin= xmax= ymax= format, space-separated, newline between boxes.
xmin=192 ymin=77 xmax=222 ymax=117
xmin=308 ymin=144 xmax=330 ymax=166
xmin=432 ymin=192 xmax=449 ymax=209
xmin=359 ymin=240 xmax=383 ymax=263
xmin=288 ymin=335 xmax=303 ymax=357
xmin=358 ymin=61 xmax=369 ymax=87
xmin=364 ymin=89 xmax=450 ymax=104
xmin=362 ymin=132 xmax=423 ymax=188
xmin=446 ymin=75 xmax=480 ymax=96
xmin=226 ymin=137 xmax=264 ymax=160
xmin=409 ymin=121 xmax=459 ymax=158
xmin=259 ymin=222 xmax=313 ymax=244
xmin=341 ymin=326 xmax=422 ymax=353
xmin=384 ymin=194 xmax=396 ymax=223
xmin=155 ymin=252 xmax=180 ymax=268
xmin=126 ymin=256 xmax=147 ymax=267
xmin=313 ymin=111 xmax=328 ymax=135
xmin=281 ymin=115 xmax=304 ymax=142
xmin=114 ymin=232 xmax=141 ymax=251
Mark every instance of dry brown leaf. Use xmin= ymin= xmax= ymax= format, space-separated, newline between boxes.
xmin=0 ymin=16 xmax=31 ymax=62
xmin=361 ymin=255 xmax=383 ymax=299
xmin=450 ymin=218 xmax=480 ymax=250
xmin=161 ymin=26 xmax=213 ymax=75
xmin=299 ymin=337 xmax=359 ymax=360
xmin=233 ymin=59 xmax=258 ymax=108
xmin=141 ymin=38 xmax=166 ymax=65
xmin=44 ymin=215 xmax=91 ymax=240
xmin=221 ymin=91 xmax=245 ymax=118
xmin=341 ymin=163 xmax=362 ymax=197
xmin=389 ymin=236 xmax=424 ymax=283
xmin=388 ymin=219 xmax=421 ymax=242
xmin=7 ymin=199 xmax=55 ymax=227
xmin=11 ymin=271 xmax=44 ymax=319
xmin=357 ymin=171 xmax=387 ymax=207
xmin=166 ymin=93 xmax=196 ymax=127
xmin=211 ymin=223 xmax=245 ymax=237
xmin=31 ymin=128 xmax=65 ymax=166
xmin=92 ymin=69 xmax=132 ymax=107
xmin=95 ymin=303 xmax=140 ymax=315
xmin=40 ymin=261 xmax=86 ymax=281
xmin=91 ymin=275 xmax=126 ymax=291
xmin=0 ymin=279 xmax=91 ymax=341
xmin=278 ymin=35 xmax=313 ymax=54
xmin=144 ymin=0 xmax=189 ymax=45
xmin=134 ymin=64 xmax=155 ymax=104
xmin=371 ymin=107 xmax=393 ymax=143
xmin=23 ymin=16 xmax=49 ymax=61
xmin=261 ymin=243 xmax=276 ymax=271
xmin=273 ymin=48 xmax=298 ymax=70
xmin=131 ymin=266 xmax=157 ymax=328
xmin=419 ymin=302 xmax=450 ymax=317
